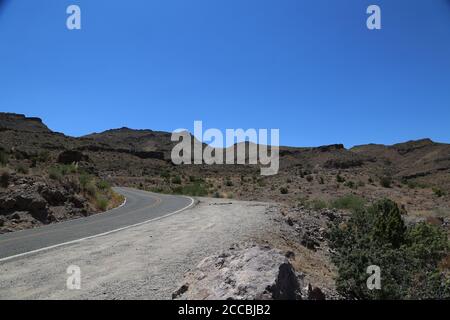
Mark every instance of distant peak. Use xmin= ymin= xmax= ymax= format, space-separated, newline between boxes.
xmin=0 ymin=112 xmax=50 ymax=133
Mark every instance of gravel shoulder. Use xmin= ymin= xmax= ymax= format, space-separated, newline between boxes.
xmin=0 ymin=197 xmax=275 ymax=299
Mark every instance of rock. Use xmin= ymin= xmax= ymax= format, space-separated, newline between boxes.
xmin=173 ymin=245 xmax=302 ymax=300
xmin=303 ymin=284 xmax=326 ymax=300
xmin=301 ymin=232 xmax=320 ymax=251
xmin=69 ymin=194 xmax=86 ymax=208
xmin=57 ymin=150 xmax=88 ymax=165
xmin=40 ymin=187 xmax=67 ymax=206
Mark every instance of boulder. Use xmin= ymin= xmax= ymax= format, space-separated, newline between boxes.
xmin=40 ymin=187 xmax=67 ymax=206
xmin=57 ymin=150 xmax=88 ymax=165
xmin=172 ymin=245 xmax=302 ymax=300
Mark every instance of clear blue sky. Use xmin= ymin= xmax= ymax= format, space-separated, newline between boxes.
xmin=1 ymin=0 xmax=449 ymax=147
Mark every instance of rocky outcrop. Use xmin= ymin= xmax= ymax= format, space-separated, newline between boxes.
xmin=172 ymin=245 xmax=302 ymax=300
xmin=57 ymin=150 xmax=89 ymax=165
xmin=0 ymin=113 xmax=51 ymax=133
xmin=0 ymin=175 xmax=88 ymax=233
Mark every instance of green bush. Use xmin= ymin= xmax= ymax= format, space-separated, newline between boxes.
xmin=79 ymin=173 xmax=92 ymax=189
xmin=433 ymin=188 xmax=445 ymax=198
xmin=380 ymin=176 xmax=392 ymax=188
xmin=48 ymin=164 xmax=77 ymax=180
xmin=97 ymin=180 xmax=110 ymax=191
xmin=85 ymin=181 xmax=97 ymax=197
xmin=280 ymin=187 xmax=288 ymax=194
xmin=330 ymin=195 xmax=366 ymax=212
xmin=336 ymin=174 xmax=345 ymax=183
xmin=96 ymin=196 xmax=109 ymax=211
xmin=48 ymin=167 xmax=62 ymax=181
xmin=171 ymin=176 xmax=182 ymax=184
xmin=172 ymin=182 xmax=208 ymax=196
xmin=328 ymin=199 xmax=450 ymax=299
xmin=344 ymin=181 xmax=356 ymax=189
xmin=225 ymin=179 xmax=234 ymax=187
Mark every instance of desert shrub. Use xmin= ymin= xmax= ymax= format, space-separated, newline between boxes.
xmin=330 ymin=195 xmax=365 ymax=212
xmin=0 ymin=149 xmax=9 ymax=166
xmin=85 ymin=181 xmax=98 ymax=197
xmin=48 ymin=164 xmax=77 ymax=180
xmin=79 ymin=173 xmax=92 ymax=189
xmin=257 ymin=178 xmax=266 ymax=187
xmin=286 ymin=178 xmax=292 ymax=183
xmin=48 ymin=167 xmax=62 ymax=180
xmin=171 ymin=176 xmax=182 ymax=184
xmin=172 ymin=182 xmax=208 ymax=196
xmin=150 ymin=187 xmax=165 ymax=193
xmin=318 ymin=176 xmax=324 ymax=184
xmin=306 ymin=175 xmax=313 ymax=183
xmin=160 ymin=171 xmax=171 ymax=179
xmin=344 ymin=181 xmax=356 ymax=189
xmin=0 ymin=169 xmax=10 ymax=188
xmin=380 ymin=176 xmax=392 ymax=188
xmin=433 ymin=188 xmax=445 ymax=198
xmin=37 ymin=150 xmax=50 ymax=163
xmin=328 ymin=199 xmax=450 ymax=299
xmin=225 ymin=179 xmax=233 ymax=187
xmin=96 ymin=196 xmax=109 ymax=211
xmin=280 ymin=187 xmax=288 ymax=194
xmin=97 ymin=180 xmax=110 ymax=191
xmin=309 ymin=199 xmax=328 ymax=210
xmin=368 ymin=177 xmax=374 ymax=184
xmin=16 ymin=164 xmax=29 ymax=174
xmin=336 ymin=174 xmax=345 ymax=183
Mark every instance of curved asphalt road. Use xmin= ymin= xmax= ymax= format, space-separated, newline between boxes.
xmin=0 ymin=187 xmax=194 ymax=262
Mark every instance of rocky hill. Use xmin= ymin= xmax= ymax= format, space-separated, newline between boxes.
xmin=1 ymin=112 xmax=449 ymax=223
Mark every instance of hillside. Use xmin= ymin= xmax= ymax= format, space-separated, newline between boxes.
xmin=1 ymin=112 xmax=449 ymax=223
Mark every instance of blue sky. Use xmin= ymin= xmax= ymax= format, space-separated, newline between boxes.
xmin=0 ymin=0 xmax=449 ymax=147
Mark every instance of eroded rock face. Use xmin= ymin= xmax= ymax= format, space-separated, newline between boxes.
xmin=57 ymin=150 xmax=89 ymax=165
xmin=0 ymin=175 xmax=89 ymax=233
xmin=172 ymin=245 xmax=302 ymax=300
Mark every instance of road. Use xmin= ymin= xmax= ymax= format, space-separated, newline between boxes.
xmin=0 ymin=196 xmax=273 ymax=299
xmin=0 ymin=187 xmax=194 ymax=262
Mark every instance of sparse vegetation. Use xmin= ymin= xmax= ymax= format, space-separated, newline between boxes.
xmin=344 ymin=181 xmax=356 ymax=189
xmin=16 ymin=164 xmax=29 ymax=174
xmin=171 ymin=175 xmax=182 ymax=184
xmin=380 ymin=176 xmax=392 ymax=188
xmin=0 ymin=149 xmax=9 ymax=166
xmin=433 ymin=188 xmax=445 ymax=198
xmin=330 ymin=195 xmax=366 ymax=212
xmin=172 ymin=182 xmax=208 ymax=196
xmin=309 ymin=198 xmax=328 ymax=210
